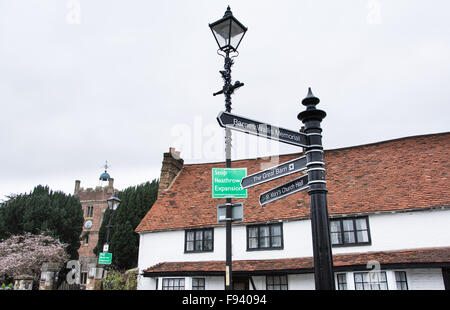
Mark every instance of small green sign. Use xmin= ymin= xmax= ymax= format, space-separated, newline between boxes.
xmin=212 ymin=168 xmax=247 ymax=198
xmin=98 ymin=252 xmax=112 ymax=265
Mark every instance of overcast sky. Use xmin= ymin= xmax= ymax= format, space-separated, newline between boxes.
xmin=1 ymin=0 xmax=449 ymax=201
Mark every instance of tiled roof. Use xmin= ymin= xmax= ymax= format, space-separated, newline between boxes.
xmin=136 ymin=133 xmax=450 ymax=232
xmin=143 ymin=247 xmax=450 ymax=275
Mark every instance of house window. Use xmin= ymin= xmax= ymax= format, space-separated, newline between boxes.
xmin=330 ymin=217 xmax=370 ymax=246
xmin=185 ymin=228 xmax=214 ymax=253
xmin=192 ymin=278 xmax=205 ymax=290
xmin=86 ymin=205 xmax=94 ymax=218
xmin=354 ymin=272 xmax=388 ymax=290
xmin=162 ymin=278 xmax=185 ymax=290
xmin=395 ymin=271 xmax=408 ymax=290
xmin=336 ymin=273 xmax=347 ymax=290
xmin=266 ymin=275 xmax=288 ymax=290
xmin=247 ymin=223 xmax=283 ymax=250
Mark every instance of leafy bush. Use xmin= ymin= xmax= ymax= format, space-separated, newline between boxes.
xmin=102 ymin=270 xmax=125 ymax=290
xmin=101 ymin=269 xmax=137 ymax=290
xmin=0 ymin=283 xmax=14 ymax=290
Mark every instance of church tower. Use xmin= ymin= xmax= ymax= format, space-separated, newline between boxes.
xmin=74 ymin=162 xmax=116 ymax=289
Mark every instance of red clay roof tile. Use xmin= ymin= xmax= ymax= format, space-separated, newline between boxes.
xmin=136 ymin=133 xmax=450 ymax=233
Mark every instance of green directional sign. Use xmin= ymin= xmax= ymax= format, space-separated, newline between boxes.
xmin=212 ymin=168 xmax=247 ymax=198
xmin=98 ymin=252 xmax=112 ymax=265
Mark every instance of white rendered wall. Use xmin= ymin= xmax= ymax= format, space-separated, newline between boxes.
xmin=138 ymin=268 xmax=445 ymax=290
xmin=331 ymin=208 xmax=450 ymax=255
xmin=407 ymin=268 xmax=445 ymax=290
xmin=288 ymin=274 xmax=315 ymax=290
xmin=137 ymin=208 xmax=450 ymax=289
xmin=249 ymin=276 xmax=265 ymax=290
xmin=139 ymin=209 xmax=450 ymax=269
xmin=137 ymin=275 xmax=156 ymax=290
xmin=146 ymin=276 xmax=224 ymax=290
xmin=334 ymin=268 xmax=445 ymax=290
xmin=137 ymin=220 xmax=313 ymax=277
xmin=247 ymin=274 xmax=315 ymax=290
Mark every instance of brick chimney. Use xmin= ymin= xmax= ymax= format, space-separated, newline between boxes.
xmin=158 ymin=147 xmax=184 ymax=195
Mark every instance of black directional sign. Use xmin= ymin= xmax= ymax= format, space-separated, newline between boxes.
xmin=217 ymin=111 xmax=308 ymax=147
xmin=241 ymin=156 xmax=307 ymax=189
xmin=259 ymin=174 xmax=309 ymax=206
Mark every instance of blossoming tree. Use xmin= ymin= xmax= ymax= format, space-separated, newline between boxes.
xmin=0 ymin=233 xmax=69 ymax=281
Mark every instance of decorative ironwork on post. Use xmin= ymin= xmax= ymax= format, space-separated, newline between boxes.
xmin=209 ymin=6 xmax=247 ymax=291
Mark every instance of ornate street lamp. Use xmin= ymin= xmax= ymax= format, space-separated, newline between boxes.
xmin=105 ymin=194 xmax=120 ymax=248
xmin=105 ymin=194 xmax=120 ymax=246
xmin=209 ymin=6 xmax=247 ymax=54
xmin=106 ymin=194 xmax=121 ymax=211
xmin=210 ymin=6 xmax=247 ymax=112
xmin=209 ymin=6 xmax=247 ymax=291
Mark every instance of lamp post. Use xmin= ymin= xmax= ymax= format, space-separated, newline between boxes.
xmin=100 ymin=193 xmax=120 ymax=285
xmin=209 ymin=6 xmax=247 ymax=291
xmin=105 ymin=193 xmax=121 ymax=248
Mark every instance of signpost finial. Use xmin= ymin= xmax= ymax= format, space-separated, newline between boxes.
xmin=302 ymin=87 xmax=320 ymax=108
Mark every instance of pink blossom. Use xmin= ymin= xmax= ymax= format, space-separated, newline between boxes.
xmin=0 ymin=233 xmax=69 ymax=280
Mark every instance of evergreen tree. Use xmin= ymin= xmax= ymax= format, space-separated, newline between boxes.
xmin=0 ymin=185 xmax=84 ymax=259
xmin=95 ymin=179 xmax=158 ymax=270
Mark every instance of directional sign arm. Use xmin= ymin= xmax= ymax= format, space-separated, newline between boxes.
xmin=217 ymin=111 xmax=308 ymax=148
xmin=259 ymin=174 xmax=309 ymax=206
xmin=241 ymin=156 xmax=307 ymax=189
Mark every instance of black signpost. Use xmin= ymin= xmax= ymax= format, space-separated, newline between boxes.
xmin=298 ymin=88 xmax=335 ymax=290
